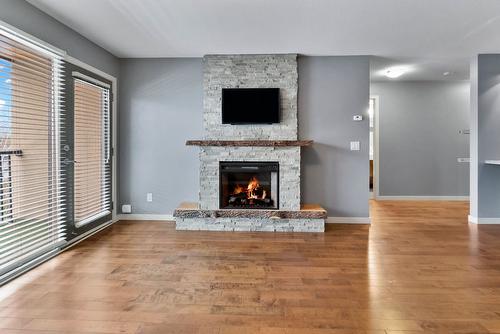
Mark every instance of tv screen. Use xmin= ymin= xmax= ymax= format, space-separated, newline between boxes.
xmin=222 ymin=88 xmax=280 ymax=124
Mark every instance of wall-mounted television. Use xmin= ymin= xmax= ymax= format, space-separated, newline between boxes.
xmin=222 ymin=88 xmax=280 ymax=124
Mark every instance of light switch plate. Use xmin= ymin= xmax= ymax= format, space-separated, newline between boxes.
xmin=147 ymin=193 xmax=153 ymax=202
xmin=353 ymin=115 xmax=363 ymax=121
xmin=457 ymin=158 xmax=471 ymax=163
xmin=350 ymin=141 xmax=360 ymax=151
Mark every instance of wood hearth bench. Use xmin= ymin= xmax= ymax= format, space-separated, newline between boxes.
xmin=174 ymin=202 xmax=327 ymax=220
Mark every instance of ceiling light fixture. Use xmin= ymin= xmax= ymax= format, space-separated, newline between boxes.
xmin=384 ymin=66 xmax=410 ymax=79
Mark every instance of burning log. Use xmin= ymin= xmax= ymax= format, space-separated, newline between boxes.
xmin=227 ymin=176 xmax=272 ymax=207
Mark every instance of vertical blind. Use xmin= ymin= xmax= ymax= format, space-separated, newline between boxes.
xmin=0 ymin=28 xmax=65 ymax=276
xmin=73 ymin=78 xmax=111 ymax=226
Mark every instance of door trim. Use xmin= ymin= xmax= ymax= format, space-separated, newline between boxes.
xmin=371 ymin=95 xmax=380 ymax=199
xmin=72 ymin=71 xmax=111 ymax=89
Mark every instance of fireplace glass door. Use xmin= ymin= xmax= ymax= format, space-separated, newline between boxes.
xmin=220 ymin=162 xmax=279 ymax=210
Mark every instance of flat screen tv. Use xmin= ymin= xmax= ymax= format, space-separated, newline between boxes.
xmin=222 ymin=88 xmax=280 ymax=124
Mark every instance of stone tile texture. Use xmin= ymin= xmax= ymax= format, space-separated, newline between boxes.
xmin=203 ymin=54 xmax=298 ymax=140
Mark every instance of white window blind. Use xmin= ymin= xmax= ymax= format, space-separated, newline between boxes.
xmin=73 ymin=78 xmax=111 ymax=227
xmin=0 ymin=27 xmax=65 ymax=277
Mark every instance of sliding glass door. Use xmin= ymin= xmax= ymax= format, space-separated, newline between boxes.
xmin=0 ymin=28 xmax=66 ymax=279
xmin=63 ymin=63 xmax=112 ymax=238
xmin=0 ymin=25 xmax=114 ymax=282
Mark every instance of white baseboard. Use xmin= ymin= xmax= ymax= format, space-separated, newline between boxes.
xmin=376 ymin=196 xmax=469 ymax=201
xmin=116 ymin=214 xmax=174 ymax=221
xmin=327 ymin=217 xmax=371 ymax=224
xmin=468 ymin=215 xmax=500 ymax=224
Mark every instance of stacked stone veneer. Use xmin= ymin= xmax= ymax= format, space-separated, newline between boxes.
xmin=176 ymin=218 xmax=324 ymax=232
xmin=200 ymin=54 xmax=300 ymax=211
xmin=200 ymin=146 xmax=300 ymax=210
xmin=176 ymin=54 xmax=324 ymax=232
xmin=203 ymin=54 xmax=298 ymax=140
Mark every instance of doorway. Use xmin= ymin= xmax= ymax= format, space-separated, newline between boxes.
xmin=369 ymin=96 xmax=379 ymax=199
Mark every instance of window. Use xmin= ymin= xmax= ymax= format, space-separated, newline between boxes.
xmin=0 ymin=57 xmax=13 ymax=222
xmin=0 ymin=27 xmax=65 ymax=278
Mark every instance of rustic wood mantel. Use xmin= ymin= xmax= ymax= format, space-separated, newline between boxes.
xmin=185 ymin=140 xmax=314 ymax=147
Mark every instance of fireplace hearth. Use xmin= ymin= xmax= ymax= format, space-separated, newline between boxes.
xmin=219 ymin=162 xmax=279 ymax=210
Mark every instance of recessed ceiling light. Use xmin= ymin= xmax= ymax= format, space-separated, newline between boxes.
xmin=384 ymin=66 xmax=410 ymax=79
xmin=443 ymin=71 xmax=453 ymax=76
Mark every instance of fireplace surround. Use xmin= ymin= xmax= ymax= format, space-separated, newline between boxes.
xmin=174 ymin=54 xmax=326 ymax=232
xmin=219 ymin=162 xmax=279 ymax=210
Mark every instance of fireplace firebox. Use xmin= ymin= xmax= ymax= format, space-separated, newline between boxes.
xmin=219 ymin=162 xmax=279 ymax=210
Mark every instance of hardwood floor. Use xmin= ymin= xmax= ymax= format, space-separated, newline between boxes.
xmin=1 ymin=200 xmax=500 ymax=333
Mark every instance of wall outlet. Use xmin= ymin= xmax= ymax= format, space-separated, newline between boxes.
xmin=350 ymin=141 xmax=360 ymax=151
xmin=122 ymin=204 xmax=132 ymax=213
xmin=147 ymin=193 xmax=153 ymax=202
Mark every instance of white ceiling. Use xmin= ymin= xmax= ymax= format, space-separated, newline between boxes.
xmin=28 ymin=0 xmax=500 ymax=81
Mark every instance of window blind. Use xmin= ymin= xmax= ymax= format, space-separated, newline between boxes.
xmin=0 ymin=28 xmax=65 ymax=277
xmin=73 ymin=78 xmax=111 ymax=227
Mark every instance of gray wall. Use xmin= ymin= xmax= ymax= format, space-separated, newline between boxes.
xmin=119 ymin=59 xmax=203 ymax=214
xmin=299 ymin=56 xmax=370 ymax=217
xmin=371 ymin=81 xmax=470 ymax=197
xmin=0 ymin=0 xmax=119 ymax=77
xmin=119 ymin=56 xmax=371 ymax=218
xmin=474 ymin=55 xmax=500 ymax=218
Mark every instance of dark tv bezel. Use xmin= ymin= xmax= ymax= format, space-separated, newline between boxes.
xmin=221 ymin=88 xmax=280 ymax=125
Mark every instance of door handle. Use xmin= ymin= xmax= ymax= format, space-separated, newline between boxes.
xmin=63 ymin=159 xmax=79 ymax=165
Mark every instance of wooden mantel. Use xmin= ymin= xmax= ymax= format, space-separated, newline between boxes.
xmin=186 ymin=140 xmax=314 ymax=147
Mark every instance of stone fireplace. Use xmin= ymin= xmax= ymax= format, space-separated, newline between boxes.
xmin=199 ymin=145 xmax=300 ymax=211
xmin=174 ymin=54 xmax=326 ymax=232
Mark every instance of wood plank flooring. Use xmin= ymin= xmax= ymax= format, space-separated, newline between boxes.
xmin=1 ymin=200 xmax=500 ymax=333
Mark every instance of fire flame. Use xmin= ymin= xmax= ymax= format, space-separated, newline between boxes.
xmin=233 ymin=184 xmax=246 ymax=195
xmin=247 ymin=176 xmax=259 ymax=198
xmin=232 ymin=176 xmax=267 ymax=200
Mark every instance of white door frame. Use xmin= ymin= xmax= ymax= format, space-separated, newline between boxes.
xmin=371 ymin=95 xmax=380 ymax=199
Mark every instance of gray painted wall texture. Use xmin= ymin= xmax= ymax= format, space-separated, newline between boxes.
xmin=0 ymin=0 xmax=119 ymax=77
xmin=119 ymin=56 xmax=371 ymax=217
xmin=476 ymin=55 xmax=500 ymax=217
xmin=299 ymin=56 xmax=370 ymax=217
xmin=371 ymin=81 xmax=470 ymax=197
xmin=118 ymin=59 xmax=203 ymax=214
